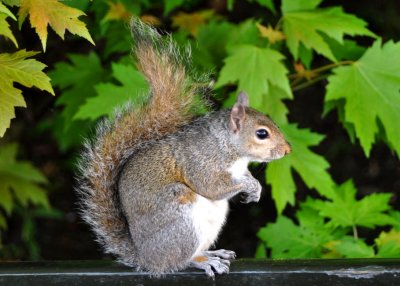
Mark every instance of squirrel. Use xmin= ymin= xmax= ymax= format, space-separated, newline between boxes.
xmin=77 ymin=19 xmax=291 ymax=277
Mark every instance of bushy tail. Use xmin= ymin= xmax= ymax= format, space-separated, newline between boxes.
xmin=76 ymin=19 xmax=208 ymax=266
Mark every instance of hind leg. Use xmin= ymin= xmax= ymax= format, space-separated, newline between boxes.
xmin=129 ymin=184 xmax=201 ymax=274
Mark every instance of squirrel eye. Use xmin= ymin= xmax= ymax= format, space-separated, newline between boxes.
xmin=256 ymin=128 xmax=269 ymax=140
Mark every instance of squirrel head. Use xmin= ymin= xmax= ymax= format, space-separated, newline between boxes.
xmin=229 ymin=92 xmax=291 ymax=162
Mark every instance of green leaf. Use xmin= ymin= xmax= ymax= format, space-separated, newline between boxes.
xmin=266 ymin=124 xmax=336 ymax=213
xmin=258 ymin=209 xmax=336 ymax=258
xmin=326 ymin=40 xmax=400 ymax=156
xmin=164 ymin=0 xmax=184 ymax=15
xmin=48 ymin=53 xmax=107 ymax=149
xmin=308 ymin=180 xmax=396 ymax=229
xmin=281 ymin=0 xmax=323 ymax=13
xmin=103 ymin=21 xmax=131 ymax=58
xmin=334 ymin=237 xmax=375 ymax=258
xmin=75 ymin=63 xmax=149 ymax=120
xmin=389 ymin=211 xmax=400 ymax=231
xmin=283 ymin=6 xmax=375 ymax=61
xmin=225 ymin=20 xmax=265 ymax=51
xmin=0 ymin=1 xmax=16 ymax=19
xmin=62 ymin=0 xmax=91 ymax=11
xmin=216 ymin=44 xmax=292 ymax=118
xmin=298 ymin=43 xmax=313 ymax=68
xmin=0 ymin=144 xmax=49 ymax=215
xmin=196 ymin=20 xmax=235 ymax=69
xmin=0 ymin=50 xmax=54 ymax=137
xmin=375 ymin=230 xmax=400 ymax=258
xmin=50 ymin=52 xmax=107 ymax=126
xmin=250 ymin=0 xmax=275 ymax=13
xmin=0 ymin=13 xmax=18 ymax=47
xmin=2 ymin=0 xmax=20 ymax=7
xmin=255 ymin=243 xmax=267 ymax=258
xmin=50 ymin=117 xmax=92 ymax=151
xmin=326 ymin=39 xmax=366 ymax=61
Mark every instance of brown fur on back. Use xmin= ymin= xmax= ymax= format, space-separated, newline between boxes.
xmin=76 ymin=19 xmax=208 ymax=266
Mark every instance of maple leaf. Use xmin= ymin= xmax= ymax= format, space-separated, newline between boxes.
xmin=48 ymin=52 xmax=108 ymax=150
xmin=250 ymin=0 xmax=275 ymax=13
xmin=266 ymin=124 xmax=336 ymax=213
xmin=225 ymin=20 xmax=267 ymax=52
xmin=375 ymin=229 xmax=400 ymax=258
xmin=172 ymin=10 xmax=214 ymax=37
xmin=0 ymin=1 xmax=18 ymax=47
xmin=18 ymin=0 xmax=94 ymax=51
xmin=333 ymin=237 xmax=375 ymax=258
xmin=281 ymin=0 xmax=322 ymax=13
xmin=0 ymin=13 xmax=18 ymax=47
xmin=195 ymin=20 xmax=235 ymax=68
xmin=0 ymin=1 xmax=16 ymax=18
xmin=256 ymin=23 xmax=286 ymax=44
xmin=282 ymin=4 xmax=375 ymax=61
xmin=49 ymin=52 xmax=107 ymax=127
xmin=216 ymin=44 xmax=292 ymax=118
xmin=258 ymin=207 xmax=337 ymax=258
xmin=326 ymin=40 xmax=400 ymax=156
xmin=0 ymin=50 xmax=54 ymax=137
xmin=308 ymin=180 xmax=397 ymax=229
xmin=74 ymin=63 xmax=149 ymax=120
xmin=2 ymin=0 xmax=20 ymax=7
xmin=163 ymin=0 xmax=184 ymax=15
xmin=0 ymin=143 xmax=49 ymax=215
xmin=102 ymin=1 xmax=132 ymax=23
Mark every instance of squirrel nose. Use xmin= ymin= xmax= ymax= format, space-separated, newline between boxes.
xmin=283 ymin=143 xmax=292 ymax=155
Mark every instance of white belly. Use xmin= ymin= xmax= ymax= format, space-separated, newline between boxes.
xmin=191 ymin=195 xmax=229 ymax=257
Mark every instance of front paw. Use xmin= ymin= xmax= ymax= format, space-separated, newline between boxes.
xmin=240 ymin=191 xmax=261 ymax=203
xmin=240 ymin=183 xmax=262 ymax=203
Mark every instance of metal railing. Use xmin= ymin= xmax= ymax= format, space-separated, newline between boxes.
xmin=0 ymin=258 xmax=399 ymax=286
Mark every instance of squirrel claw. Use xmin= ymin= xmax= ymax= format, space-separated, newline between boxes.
xmin=204 ymin=249 xmax=236 ymax=261
xmin=189 ymin=256 xmax=231 ymax=277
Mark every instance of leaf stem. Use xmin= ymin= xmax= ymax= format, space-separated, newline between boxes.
xmin=353 ymin=225 xmax=359 ymax=241
xmin=291 ymin=75 xmax=328 ymax=91
xmin=289 ymin=60 xmax=354 ymax=79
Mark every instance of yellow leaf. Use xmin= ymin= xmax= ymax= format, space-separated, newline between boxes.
xmin=376 ymin=229 xmax=400 ymax=246
xmin=257 ymin=23 xmax=286 ymax=44
xmin=0 ymin=50 xmax=54 ymax=137
xmin=172 ymin=10 xmax=214 ymax=37
xmin=293 ymin=62 xmax=319 ymax=80
xmin=322 ymin=240 xmax=343 ymax=258
xmin=18 ymin=0 xmax=94 ymax=51
xmin=0 ymin=14 xmax=18 ymax=47
xmin=103 ymin=1 xmax=132 ymax=22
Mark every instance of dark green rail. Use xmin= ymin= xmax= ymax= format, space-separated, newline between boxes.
xmin=0 ymin=259 xmax=399 ymax=286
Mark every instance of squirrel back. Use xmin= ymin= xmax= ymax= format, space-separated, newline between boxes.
xmin=76 ymin=19 xmax=208 ymax=265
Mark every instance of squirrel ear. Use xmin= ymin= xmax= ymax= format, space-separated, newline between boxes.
xmin=237 ymin=91 xmax=249 ymax=107
xmin=230 ymin=102 xmax=246 ymax=133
